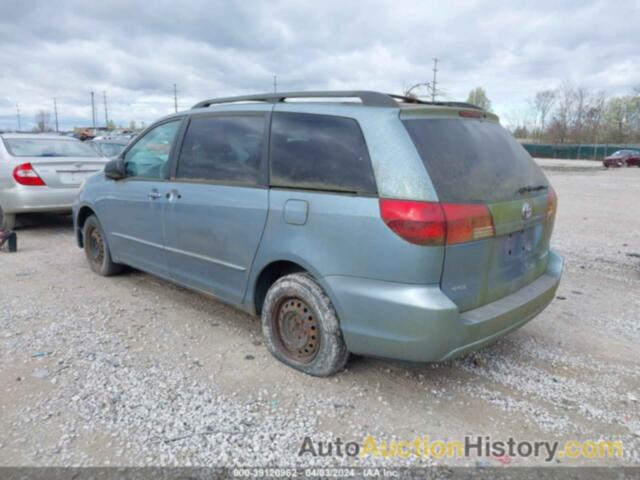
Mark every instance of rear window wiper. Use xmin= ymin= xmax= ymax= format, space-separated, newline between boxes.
xmin=518 ymin=184 xmax=548 ymax=195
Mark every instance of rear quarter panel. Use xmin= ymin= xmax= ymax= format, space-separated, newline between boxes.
xmin=245 ymin=189 xmax=446 ymax=311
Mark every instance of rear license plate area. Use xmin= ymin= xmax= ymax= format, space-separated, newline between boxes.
xmin=499 ymin=225 xmax=542 ymax=266
xmin=58 ymin=171 xmax=95 ymax=185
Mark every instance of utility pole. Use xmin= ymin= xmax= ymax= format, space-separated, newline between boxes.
xmin=273 ymin=75 xmax=277 ymax=93
xmin=103 ymin=91 xmax=109 ymax=128
xmin=173 ymin=84 xmax=178 ymax=113
xmin=431 ymin=58 xmax=438 ymax=102
xmin=90 ymin=91 xmax=96 ymax=129
xmin=53 ymin=97 xmax=59 ymax=132
xmin=16 ymin=102 xmax=22 ymax=131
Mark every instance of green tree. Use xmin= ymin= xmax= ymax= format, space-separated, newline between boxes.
xmin=466 ymin=87 xmax=492 ymax=111
xmin=106 ymin=120 xmax=116 ymax=131
xmin=604 ymin=95 xmax=640 ymax=143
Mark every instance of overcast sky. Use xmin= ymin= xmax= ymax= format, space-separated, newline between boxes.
xmin=1 ymin=0 xmax=638 ymax=131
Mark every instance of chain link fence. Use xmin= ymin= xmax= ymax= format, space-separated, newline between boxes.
xmin=521 ymin=143 xmax=640 ymax=160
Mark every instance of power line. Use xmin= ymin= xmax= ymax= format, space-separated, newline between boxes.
xmin=103 ymin=91 xmax=109 ymax=128
xmin=16 ymin=102 xmax=21 ymax=131
xmin=53 ymin=97 xmax=59 ymax=132
xmin=90 ymin=91 xmax=96 ymax=128
xmin=173 ymin=84 xmax=178 ymax=113
xmin=431 ymin=58 xmax=438 ymax=102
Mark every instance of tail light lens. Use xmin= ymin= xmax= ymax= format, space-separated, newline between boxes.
xmin=13 ymin=163 xmax=46 ymax=186
xmin=441 ymin=203 xmax=495 ymax=244
xmin=379 ymin=199 xmax=495 ymax=246
xmin=546 ymin=188 xmax=557 ymax=220
xmin=379 ymin=199 xmax=446 ymax=246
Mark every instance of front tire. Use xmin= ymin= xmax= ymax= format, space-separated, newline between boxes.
xmin=0 ymin=206 xmax=16 ymax=230
xmin=83 ymin=215 xmax=122 ymax=276
xmin=261 ymin=273 xmax=349 ymax=377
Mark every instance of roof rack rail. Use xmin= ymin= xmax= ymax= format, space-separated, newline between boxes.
xmin=192 ymin=91 xmax=399 ymax=109
xmin=192 ymin=91 xmax=486 ymax=110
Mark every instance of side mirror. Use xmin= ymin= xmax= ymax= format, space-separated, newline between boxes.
xmin=104 ymin=157 xmax=126 ymax=180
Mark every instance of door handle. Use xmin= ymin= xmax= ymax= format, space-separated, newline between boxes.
xmin=148 ymin=190 xmax=162 ymax=200
xmin=166 ymin=189 xmax=182 ymax=200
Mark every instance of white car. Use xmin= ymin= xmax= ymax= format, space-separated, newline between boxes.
xmin=0 ymin=134 xmax=109 ymax=229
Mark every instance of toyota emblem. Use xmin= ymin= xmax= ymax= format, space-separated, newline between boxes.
xmin=522 ymin=202 xmax=532 ymax=220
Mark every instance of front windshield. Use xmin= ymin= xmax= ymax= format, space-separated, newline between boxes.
xmin=4 ymin=138 xmax=101 ymax=157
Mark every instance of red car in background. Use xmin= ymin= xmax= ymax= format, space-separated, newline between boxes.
xmin=603 ymin=149 xmax=640 ymax=168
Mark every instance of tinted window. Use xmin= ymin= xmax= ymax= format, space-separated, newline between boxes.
xmin=176 ymin=115 xmax=264 ymax=185
xmin=270 ymin=113 xmax=376 ymax=194
xmin=4 ymin=138 xmax=100 ymax=157
xmin=403 ymin=118 xmax=548 ymax=204
xmin=125 ymin=120 xmax=181 ymax=179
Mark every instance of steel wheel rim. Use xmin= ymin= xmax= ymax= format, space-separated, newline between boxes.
xmin=88 ymin=226 xmax=105 ymax=266
xmin=273 ymin=297 xmax=320 ymax=363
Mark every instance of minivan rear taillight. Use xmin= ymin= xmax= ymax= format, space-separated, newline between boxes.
xmin=441 ymin=203 xmax=495 ymax=244
xmin=13 ymin=163 xmax=46 ymax=186
xmin=379 ymin=199 xmax=495 ymax=246
xmin=379 ymin=199 xmax=446 ymax=246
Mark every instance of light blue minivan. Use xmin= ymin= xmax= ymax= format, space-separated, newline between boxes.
xmin=73 ymin=91 xmax=563 ymax=376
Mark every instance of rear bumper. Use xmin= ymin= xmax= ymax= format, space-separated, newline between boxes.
xmin=0 ymin=185 xmax=78 ymax=214
xmin=324 ymin=249 xmax=563 ymax=362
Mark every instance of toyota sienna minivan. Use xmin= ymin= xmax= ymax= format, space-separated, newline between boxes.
xmin=73 ymin=91 xmax=563 ymax=376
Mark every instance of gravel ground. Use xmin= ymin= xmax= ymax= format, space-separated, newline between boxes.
xmin=0 ymin=167 xmax=638 ymax=468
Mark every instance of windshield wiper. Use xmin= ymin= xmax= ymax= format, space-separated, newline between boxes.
xmin=518 ymin=184 xmax=548 ymax=195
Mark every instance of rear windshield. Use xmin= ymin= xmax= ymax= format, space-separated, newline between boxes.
xmin=4 ymin=138 xmax=100 ymax=158
xmin=403 ymin=118 xmax=548 ymax=203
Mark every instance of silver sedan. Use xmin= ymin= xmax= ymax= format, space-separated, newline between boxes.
xmin=0 ymin=134 xmax=109 ymax=229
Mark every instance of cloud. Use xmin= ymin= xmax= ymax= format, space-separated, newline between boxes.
xmin=0 ymin=0 xmax=638 ymax=130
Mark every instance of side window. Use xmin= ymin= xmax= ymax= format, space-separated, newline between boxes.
xmin=124 ymin=120 xmax=181 ymax=179
xmin=176 ymin=115 xmax=265 ymax=185
xmin=270 ymin=112 xmax=377 ymax=194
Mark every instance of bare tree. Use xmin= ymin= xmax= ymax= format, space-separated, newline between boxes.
xmin=531 ymin=83 xmax=639 ymax=144
xmin=583 ymin=92 xmax=606 ymax=144
xmin=503 ymin=106 xmax=536 ymax=139
xmin=34 ymin=110 xmax=51 ymax=132
xmin=548 ymin=83 xmax=578 ymax=144
xmin=533 ymin=90 xmax=556 ymax=142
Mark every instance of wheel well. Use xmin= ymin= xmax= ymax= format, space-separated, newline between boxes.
xmin=76 ymin=206 xmax=96 ymax=247
xmin=253 ymin=261 xmax=306 ymax=315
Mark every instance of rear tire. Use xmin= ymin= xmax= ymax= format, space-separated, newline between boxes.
xmin=261 ymin=273 xmax=349 ymax=377
xmin=0 ymin=206 xmax=16 ymax=230
xmin=83 ymin=215 xmax=122 ymax=276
